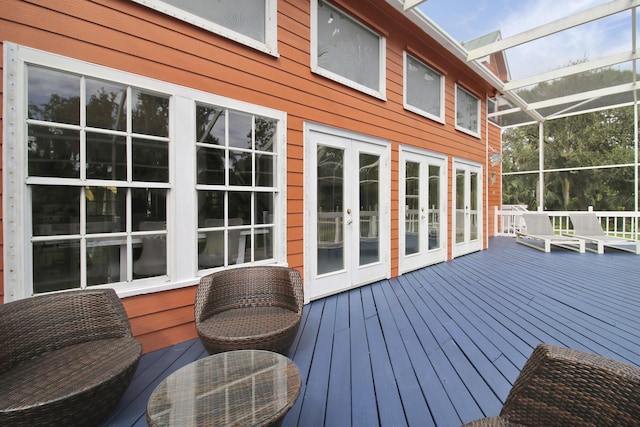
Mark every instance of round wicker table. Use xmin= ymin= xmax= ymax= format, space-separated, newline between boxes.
xmin=146 ymin=350 xmax=301 ymax=427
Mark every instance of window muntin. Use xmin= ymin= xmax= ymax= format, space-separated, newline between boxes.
xmin=131 ymin=0 xmax=277 ymax=56
xmin=311 ymin=0 xmax=386 ymax=99
xmin=455 ymin=85 xmax=481 ymax=137
xmin=196 ymin=104 xmax=277 ymax=269
xmin=404 ymin=53 xmax=445 ymax=123
xmin=26 ymin=65 xmax=170 ymax=293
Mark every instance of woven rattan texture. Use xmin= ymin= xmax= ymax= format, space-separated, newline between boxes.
xmin=195 ymin=266 xmax=304 ymax=355
xmin=463 ymin=343 xmax=640 ymax=427
xmin=146 ymin=350 xmax=302 ymax=427
xmin=0 ymin=289 xmax=141 ymax=426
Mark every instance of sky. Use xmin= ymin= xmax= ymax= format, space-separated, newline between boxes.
xmin=417 ymin=0 xmax=632 ymax=81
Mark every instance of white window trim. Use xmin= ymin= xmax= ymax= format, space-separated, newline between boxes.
xmin=3 ymin=43 xmax=287 ymax=301
xmin=130 ymin=0 xmax=279 ymax=57
xmin=403 ymin=52 xmax=445 ymax=124
xmin=455 ymin=84 xmax=481 ymax=138
xmin=310 ymin=0 xmax=387 ymax=100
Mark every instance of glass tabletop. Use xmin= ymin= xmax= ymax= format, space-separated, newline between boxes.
xmin=146 ymin=350 xmax=301 ymax=427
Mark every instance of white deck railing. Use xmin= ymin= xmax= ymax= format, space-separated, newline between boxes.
xmin=494 ymin=207 xmax=640 ymax=240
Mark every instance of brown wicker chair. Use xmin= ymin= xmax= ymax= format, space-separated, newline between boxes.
xmin=195 ymin=266 xmax=304 ymax=355
xmin=463 ymin=343 xmax=640 ymax=427
xmin=0 ymin=289 xmax=142 ymax=427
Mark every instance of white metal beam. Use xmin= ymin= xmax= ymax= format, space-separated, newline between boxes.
xmin=527 ymin=82 xmax=638 ymax=111
xmin=467 ymin=0 xmax=640 ymax=61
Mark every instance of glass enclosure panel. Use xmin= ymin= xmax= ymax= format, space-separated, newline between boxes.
xmin=28 ymin=66 xmax=80 ymax=125
xmin=33 ymin=240 xmax=80 ymax=293
xmin=28 ymin=125 xmax=80 ymax=178
xmin=131 ymin=90 xmax=169 ymax=137
xmin=456 ymin=169 xmax=465 ymax=244
xmin=228 ymin=111 xmax=253 ymax=149
xmin=86 ymin=132 xmax=126 ymax=180
xmin=470 ymin=171 xmax=478 ymax=241
xmin=132 ymin=138 xmax=169 ymax=182
xmin=406 ymin=54 xmax=443 ymax=118
xmin=428 ymin=165 xmax=441 ymax=249
xmin=229 ymin=150 xmax=252 ymax=186
xmin=405 ymin=161 xmax=420 ymax=256
xmin=159 ymin=0 xmax=266 ymax=42
xmin=86 ymin=78 xmax=127 ymax=131
xmin=316 ymin=1 xmax=381 ymax=91
xmin=317 ymin=146 xmax=344 ymax=275
xmin=359 ymin=153 xmax=379 ymax=265
xmin=32 ymin=185 xmax=80 ymax=236
xmin=197 ymin=146 xmax=225 ymax=185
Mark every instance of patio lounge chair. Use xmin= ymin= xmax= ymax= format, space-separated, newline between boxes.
xmin=195 ymin=266 xmax=304 ymax=355
xmin=463 ymin=343 xmax=640 ymax=426
xmin=567 ymin=212 xmax=640 ymax=254
xmin=0 ymin=289 xmax=142 ymax=426
xmin=516 ymin=213 xmax=585 ymax=253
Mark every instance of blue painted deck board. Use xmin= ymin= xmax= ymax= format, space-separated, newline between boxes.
xmin=102 ymin=237 xmax=640 ymax=426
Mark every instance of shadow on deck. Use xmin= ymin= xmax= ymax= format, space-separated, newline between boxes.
xmin=102 ymin=237 xmax=640 ymax=426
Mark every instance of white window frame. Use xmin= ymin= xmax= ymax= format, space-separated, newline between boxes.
xmin=130 ymin=0 xmax=279 ymax=57
xmin=403 ymin=52 xmax=445 ymax=124
xmin=455 ymin=84 xmax=481 ymax=138
xmin=310 ymin=0 xmax=387 ymax=100
xmin=3 ymin=43 xmax=287 ymax=301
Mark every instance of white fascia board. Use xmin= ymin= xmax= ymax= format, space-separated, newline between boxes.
xmin=467 ymin=0 xmax=640 ymax=61
xmin=403 ymin=0 xmax=427 ymax=11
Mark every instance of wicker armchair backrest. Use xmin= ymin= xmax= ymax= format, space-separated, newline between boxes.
xmin=195 ymin=266 xmax=303 ymax=322
xmin=501 ymin=343 xmax=640 ymax=426
xmin=0 ymin=289 xmax=133 ymax=374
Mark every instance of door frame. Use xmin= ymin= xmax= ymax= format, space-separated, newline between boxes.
xmin=398 ymin=145 xmax=448 ymax=274
xmin=303 ymin=122 xmax=391 ymax=303
xmin=452 ymin=158 xmax=483 ymax=258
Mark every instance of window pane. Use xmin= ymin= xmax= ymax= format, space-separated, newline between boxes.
xmin=406 ymin=55 xmax=442 ymax=117
xmin=229 ymin=150 xmax=252 ymax=186
xmin=132 ymin=90 xmax=169 ymax=137
xmin=33 ymin=240 xmax=80 ymax=293
xmin=317 ymin=2 xmax=380 ymax=91
xmin=28 ymin=66 xmax=80 ymax=125
xmin=256 ymin=153 xmax=274 ymax=187
xmin=32 ymin=185 xmax=80 ymax=236
xmin=132 ymin=188 xmax=167 ymax=231
xmin=197 ymin=146 xmax=225 ymax=185
xmin=132 ymin=138 xmax=169 ymax=182
xmin=86 ymin=79 xmax=127 ymax=131
xmin=198 ymin=228 xmax=225 ymax=269
xmin=133 ymin=227 xmax=166 ymax=278
xmin=457 ymin=87 xmax=479 ymax=133
xmin=229 ymin=111 xmax=253 ymax=149
xmin=86 ymin=186 xmax=126 ymax=233
xmin=228 ymin=192 xmax=251 ymax=225
xmin=256 ymin=192 xmax=274 ymax=224
xmin=253 ymin=227 xmax=273 ymax=261
xmin=87 ymin=237 xmax=125 ymax=285
xmin=28 ymin=125 xmax=80 ymax=178
xmin=198 ymin=191 xmax=225 ymax=227
xmin=161 ymin=0 xmax=266 ymax=42
xmin=255 ymin=116 xmax=276 ymax=152
xmin=86 ymin=132 xmax=127 ymax=180
xmin=196 ymin=105 xmax=225 ymax=145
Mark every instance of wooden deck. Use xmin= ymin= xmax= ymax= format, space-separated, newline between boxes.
xmin=101 ymin=237 xmax=640 ymax=426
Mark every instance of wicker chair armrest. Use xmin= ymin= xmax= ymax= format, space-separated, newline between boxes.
xmin=499 ymin=343 xmax=640 ymax=426
xmin=0 ymin=289 xmax=133 ymax=373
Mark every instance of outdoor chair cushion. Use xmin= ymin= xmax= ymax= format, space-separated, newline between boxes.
xmin=0 ymin=289 xmax=141 ymax=426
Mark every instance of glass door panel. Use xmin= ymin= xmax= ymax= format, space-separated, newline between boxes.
xmin=405 ymin=161 xmax=420 ymax=256
xmin=316 ymin=146 xmax=345 ymax=275
xmin=359 ymin=153 xmax=380 ymax=266
xmin=428 ymin=165 xmax=441 ymax=250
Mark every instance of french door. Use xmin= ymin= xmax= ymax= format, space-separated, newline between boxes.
xmin=452 ymin=159 xmax=483 ymax=257
xmin=398 ymin=147 xmax=447 ymax=273
xmin=305 ymin=125 xmax=390 ymax=302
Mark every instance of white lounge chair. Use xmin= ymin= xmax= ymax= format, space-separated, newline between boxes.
xmin=568 ymin=212 xmax=640 ymax=254
xmin=516 ymin=213 xmax=585 ymax=253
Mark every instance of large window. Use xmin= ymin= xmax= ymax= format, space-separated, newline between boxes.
xmin=311 ymin=0 xmax=386 ymax=99
xmin=4 ymin=44 xmax=286 ymax=300
xmin=131 ymin=0 xmax=278 ymax=55
xmin=455 ymin=85 xmax=481 ymax=137
xmin=404 ymin=52 xmax=445 ymax=123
